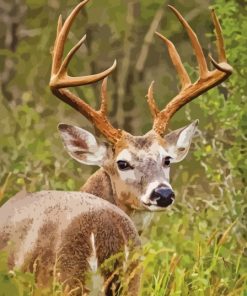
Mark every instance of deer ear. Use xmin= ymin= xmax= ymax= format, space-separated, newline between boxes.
xmin=58 ymin=123 xmax=107 ymax=166
xmin=164 ymin=120 xmax=198 ymax=163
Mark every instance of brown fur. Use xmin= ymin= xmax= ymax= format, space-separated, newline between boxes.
xmin=22 ymin=221 xmax=58 ymax=286
xmin=114 ymin=131 xmax=156 ymax=155
xmin=81 ymin=168 xmax=116 ymax=205
xmin=0 ymin=191 xmax=141 ymax=295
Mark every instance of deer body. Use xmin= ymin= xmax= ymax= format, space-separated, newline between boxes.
xmin=0 ymin=190 xmax=141 ymax=294
xmin=0 ymin=0 xmax=232 ymax=295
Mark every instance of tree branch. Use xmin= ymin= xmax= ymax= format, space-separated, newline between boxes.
xmin=135 ymin=4 xmax=165 ymax=74
xmin=115 ymin=0 xmax=137 ymax=128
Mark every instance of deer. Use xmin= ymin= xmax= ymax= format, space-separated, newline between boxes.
xmin=0 ymin=0 xmax=232 ymax=295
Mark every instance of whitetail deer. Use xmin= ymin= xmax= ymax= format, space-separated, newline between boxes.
xmin=0 ymin=0 xmax=232 ymax=295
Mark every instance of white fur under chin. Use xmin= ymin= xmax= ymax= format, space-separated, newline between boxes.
xmin=144 ymin=203 xmax=174 ymax=211
xmin=130 ymin=201 xmax=174 ymax=233
xmin=130 ymin=211 xmax=154 ymax=233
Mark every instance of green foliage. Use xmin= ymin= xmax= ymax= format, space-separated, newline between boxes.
xmin=0 ymin=0 xmax=246 ymax=295
xmin=141 ymin=205 xmax=246 ymax=295
xmin=0 ymin=251 xmax=34 ymax=296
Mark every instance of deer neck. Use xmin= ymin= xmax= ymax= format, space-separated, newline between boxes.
xmin=81 ymin=168 xmax=134 ymax=215
xmin=81 ymin=168 xmax=154 ymax=233
xmin=81 ymin=168 xmax=116 ymax=205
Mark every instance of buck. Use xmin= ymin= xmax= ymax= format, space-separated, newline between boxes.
xmin=0 ymin=0 xmax=232 ymax=295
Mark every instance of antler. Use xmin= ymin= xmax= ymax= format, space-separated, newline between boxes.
xmin=148 ymin=6 xmax=233 ymax=136
xmin=49 ymin=0 xmax=122 ymax=143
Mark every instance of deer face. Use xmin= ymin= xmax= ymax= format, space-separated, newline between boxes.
xmin=58 ymin=120 xmax=197 ymax=212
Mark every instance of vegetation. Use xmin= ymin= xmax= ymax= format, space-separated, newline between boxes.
xmin=0 ymin=0 xmax=246 ymax=295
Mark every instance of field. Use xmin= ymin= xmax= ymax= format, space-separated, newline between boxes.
xmin=0 ymin=0 xmax=246 ymax=295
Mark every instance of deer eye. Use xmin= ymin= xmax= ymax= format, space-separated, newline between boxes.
xmin=117 ymin=160 xmax=133 ymax=171
xmin=163 ymin=157 xmax=171 ymax=167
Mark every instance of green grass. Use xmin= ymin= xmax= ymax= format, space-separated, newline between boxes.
xmin=141 ymin=206 xmax=247 ymax=295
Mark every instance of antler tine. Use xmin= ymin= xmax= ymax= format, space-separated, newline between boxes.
xmin=209 ymin=9 xmax=232 ymax=74
xmin=50 ymin=0 xmax=117 ymax=89
xmin=57 ymin=15 xmax=63 ymax=37
xmin=211 ymin=9 xmax=226 ymax=63
xmin=50 ymin=1 xmax=122 ymax=144
xmin=155 ymin=31 xmax=191 ymax=89
xmin=51 ymin=0 xmax=89 ymax=75
xmin=147 ymin=81 xmax=159 ymax=118
xmin=168 ymin=5 xmax=209 ymax=79
xmin=151 ymin=6 xmax=233 ymax=136
xmin=51 ymin=15 xmax=63 ymax=76
xmin=100 ymin=77 xmax=108 ymax=116
xmin=59 ymin=34 xmax=87 ymax=77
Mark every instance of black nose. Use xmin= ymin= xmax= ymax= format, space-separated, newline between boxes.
xmin=150 ymin=187 xmax=175 ymax=207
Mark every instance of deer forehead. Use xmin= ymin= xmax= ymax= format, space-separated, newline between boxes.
xmin=116 ymin=149 xmax=133 ymax=163
xmin=114 ymin=131 xmax=169 ymax=162
xmin=116 ymin=143 xmax=169 ymax=164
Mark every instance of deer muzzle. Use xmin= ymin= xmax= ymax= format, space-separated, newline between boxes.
xmin=150 ymin=186 xmax=175 ymax=208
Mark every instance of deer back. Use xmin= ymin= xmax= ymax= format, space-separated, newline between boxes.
xmin=0 ymin=190 xmax=140 ymax=294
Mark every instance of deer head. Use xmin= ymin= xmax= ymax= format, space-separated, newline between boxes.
xmin=50 ymin=0 xmax=232 ymax=213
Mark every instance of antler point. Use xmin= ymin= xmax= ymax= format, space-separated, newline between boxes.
xmin=209 ymin=55 xmax=233 ymax=73
xmin=155 ymin=31 xmax=162 ymax=38
xmin=167 ymin=5 xmax=178 ymax=13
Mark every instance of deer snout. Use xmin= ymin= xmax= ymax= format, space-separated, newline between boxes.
xmin=150 ymin=186 xmax=175 ymax=207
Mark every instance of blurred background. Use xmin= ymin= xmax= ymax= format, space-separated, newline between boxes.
xmin=0 ymin=0 xmax=246 ymax=294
